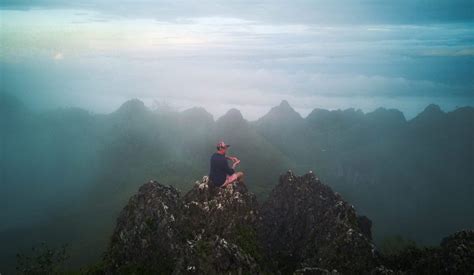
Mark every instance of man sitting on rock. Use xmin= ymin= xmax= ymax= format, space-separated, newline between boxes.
xmin=209 ymin=141 xmax=244 ymax=188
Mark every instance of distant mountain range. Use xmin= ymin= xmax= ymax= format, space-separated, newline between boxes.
xmin=1 ymin=92 xmax=473 ymax=271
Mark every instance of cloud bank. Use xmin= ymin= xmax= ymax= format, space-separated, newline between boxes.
xmin=1 ymin=1 xmax=473 ymax=119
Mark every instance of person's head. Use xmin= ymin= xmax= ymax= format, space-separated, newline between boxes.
xmin=216 ymin=140 xmax=230 ymax=154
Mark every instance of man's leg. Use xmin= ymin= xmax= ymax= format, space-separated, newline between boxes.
xmin=222 ymin=173 xmax=240 ymax=188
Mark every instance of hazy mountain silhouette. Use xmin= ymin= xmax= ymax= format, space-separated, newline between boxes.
xmin=1 ymin=92 xmax=473 ymax=272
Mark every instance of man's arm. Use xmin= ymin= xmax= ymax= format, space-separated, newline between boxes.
xmin=226 ymin=156 xmax=238 ymax=161
xmin=231 ymin=159 xmax=240 ymax=169
xmin=222 ymin=157 xmax=235 ymax=175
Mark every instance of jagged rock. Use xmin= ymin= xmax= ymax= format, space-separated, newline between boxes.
xmin=259 ymin=171 xmax=378 ymax=274
xmin=440 ymin=229 xmax=474 ymax=273
xmin=103 ymin=180 xmax=182 ymax=273
xmin=103 ymin=177 xmax=262 ymax=274
xmin=183 ymin=176 xmax=259 ymax=242
xmin=178 ymin=176 xmax=262 ymax=274
xmin=103 ymin=172 xmax=472 ymax=274
xmin=173 ymin=236 xmax=259 ymax=274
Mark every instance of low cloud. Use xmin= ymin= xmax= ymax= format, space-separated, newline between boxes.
xmin=1 ymin=5 xmax=472 ymax=120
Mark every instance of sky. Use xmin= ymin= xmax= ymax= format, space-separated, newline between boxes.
xmin=1 ymin=0 xmax=473 ymax=120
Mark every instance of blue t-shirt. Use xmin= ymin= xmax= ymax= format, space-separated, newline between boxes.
xmin=209 ymin=152 xmax=235 ymax=187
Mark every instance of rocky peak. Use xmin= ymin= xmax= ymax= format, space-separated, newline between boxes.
xmin=182 ymin=176 xmax=259 ymax=243
xmin=258 ymin=100 xmax=304 ymax=126
xmin=113 ymin=98 xmax=149 ymax=117
xmin=366 ymin=107 xmax=406 ymax=124
xmin=279 ymin=99 xmax=292 ymax=109
xmin=410 ymin=104 xmax=447 ymax=128
xmin=413 ymin=104 xmax=444 ymax=120
xmin=103 ymin=171 xmax=381 ymax=274
xmin=215 ymin=109 xmax=249 ymax=139
xmin=440 ymin=230 xmax=474 ymax=273
xmin=103 ymin=177 xmax=261 ymax=274
xmin=180 ymin=107 xmax=214 ymax=121
xmin=423 ymin=104 xmax=443 ymax=114
xmin=219 ymin=108 xmax=244 ymax=120
xmin=103 ymin=181 xmax=182 ymax=273
xmin=306 ymin=108 xmax=331 ymax=119
xmin=177 ymin=177 xmax=261 ymax=273
xmin=103 ymin=172 xmax=474 ymax=274
xmin=259 ymin=170 xmax=378 ymax=273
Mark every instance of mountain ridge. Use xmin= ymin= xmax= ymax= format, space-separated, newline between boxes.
xmin=4 ymin=92 xmax=472 ymax=123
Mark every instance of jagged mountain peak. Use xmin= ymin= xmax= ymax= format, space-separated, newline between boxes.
xmin=307 ymin=107 xmax=331 ymax=117
xmin=411 ymin=103 xmax=446 ymax=125
xmin=181 ymin=106 xmax=211 ymax=116
xmin=274 ymin=100 xmax=300 ymax=115
xmin=261 ymin=170 xmax=377 ymax=273
xmin=217 ymin=108 xmax=245 ymax=124
xmin=258 ymin=100 xmax=303 ymax=125
xmin=366 ymin=107 xmax=406 ymax=123
xmin=279 ymin=99 xmax=291 ymax=108
xmin=180 ymin=107 xmax=214 ymax=122
xmin=424 ymin=104 xmax=443 ymax=114
xmin=114 ymin=98 xmax=148 ymax=115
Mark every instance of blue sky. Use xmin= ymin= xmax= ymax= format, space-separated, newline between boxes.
xmin=1 ymin=0 xmax=473 ymax=119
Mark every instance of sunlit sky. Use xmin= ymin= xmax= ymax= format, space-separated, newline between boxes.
xmin=1 ymin=0 xmax=473 ymax=120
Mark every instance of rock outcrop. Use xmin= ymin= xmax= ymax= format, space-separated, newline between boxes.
xmin=103 ymin=172 xmax=474 ymax=274
xmin=103 ymin=177 xmax=261 ymax=274
xmin=176 ymin=177 xmax=261 ymax=274
xmin=103 ymin=181 xmax=182 ymax=274
xmin=441 ymin=230 xmax=474 ymax=273
xmin=259 ymin=171 xmax=378 ymax=273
